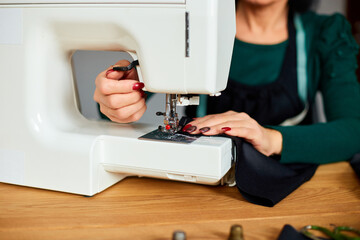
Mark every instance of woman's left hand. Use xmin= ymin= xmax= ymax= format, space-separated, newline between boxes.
xmin=184 ymin=111 xmax=283 ymax=156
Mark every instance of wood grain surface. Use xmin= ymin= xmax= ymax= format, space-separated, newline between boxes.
xmin=0 ymin=162 xmax=359 ymax=240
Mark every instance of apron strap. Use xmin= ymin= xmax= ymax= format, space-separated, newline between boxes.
xmin=295 ymin=13 xmax=308 ymax=104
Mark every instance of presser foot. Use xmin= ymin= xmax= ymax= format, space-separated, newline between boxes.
xmin=157 ymin=124 xmax=180 ymax=134
xmin=155 ymin=93 xmax=180 ymax=134
xmin=155 ymin=112 xmax=180 ymax=134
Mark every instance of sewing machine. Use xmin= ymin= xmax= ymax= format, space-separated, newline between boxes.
xmin=0 ymin=0 xmax=235 ymax=195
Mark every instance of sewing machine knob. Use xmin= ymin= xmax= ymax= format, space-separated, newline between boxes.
xmin=156 ymin=111 xmax=164 ymax=116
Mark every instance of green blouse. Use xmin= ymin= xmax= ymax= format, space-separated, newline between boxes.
xmin=229 ymin=39 xmax=288 ymax=86
xmin=226 ymin=12 xmax=360 ymax=164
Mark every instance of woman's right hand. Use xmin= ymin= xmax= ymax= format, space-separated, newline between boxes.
xmin=93 ymin=60 xmax=147 ymax=123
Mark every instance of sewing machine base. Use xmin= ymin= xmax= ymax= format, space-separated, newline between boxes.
xmin=0 ymin=123 xmax=233 ymax=196
xmin=101 ymin=131 xmax=234 ymax=188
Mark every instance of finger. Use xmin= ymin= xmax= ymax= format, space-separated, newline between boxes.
xmin=105 ymin=103 xmax=147 ymax=123
xmin=186 ymin=113 xmax=250 ymax=135
xmin=188 ymin=111 xmax=250 ymax=130
xmin=100 ymin=98 xmax=146 ymax=123
xmin=101 ymin=60 xmax=130 ymax=80
xmin=184 ymin=114 xmax=226 ymax=133
xmin=223 ymin=127 xmax=265 ymax=153
xmin=96 ymin=78 xmax=144 ymax=95
xmin=188 ymin=111 xmax=237 ymax=125
xmin=105 ymin=68 xmax=125 ymax=80
xmin=199 ymin=120 xmax=253 ymax=136
xmin=187 ymin=114 xmax=215 ymax=126
xmin=124 ymin=104 xmax=147 ymax=122
xmin=97 ymin=90 xmax=144 ymax=110
xmin=223 ymin=127 xmax=257 ymax=141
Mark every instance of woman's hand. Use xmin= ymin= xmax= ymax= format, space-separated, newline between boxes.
xmin=184 ymin=111 xmax=283 ymax=156
xmin=93 ymin=60 xmax=147 ymax=123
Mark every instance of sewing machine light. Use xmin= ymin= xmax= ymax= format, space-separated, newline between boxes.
xmin=177 ymin=95 xmax=200 ymax=106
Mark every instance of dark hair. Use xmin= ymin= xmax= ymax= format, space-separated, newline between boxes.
xmin=235 ymin=0 xmax=318 ymax=13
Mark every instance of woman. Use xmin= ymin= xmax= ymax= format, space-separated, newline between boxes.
xmin=94 ymin=0 xmax=360 ymax=165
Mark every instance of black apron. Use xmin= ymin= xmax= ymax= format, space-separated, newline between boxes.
xmin=184 ymin=12 xmax=318 ymax=207
xmin=179 ymin=116 xmax=317 ymax=207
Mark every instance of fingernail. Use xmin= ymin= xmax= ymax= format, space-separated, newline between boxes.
xmin=133 ymin=82 xmax=145 ymax=90
xmin=140 ymin=90 xmax=145 ymax=98
xmin=199 ymin=127 xmax=210 ymax=133
xmin=182 ymin=124 xmax=192 ymax=132
xmin=222 ymin=127 xmax=231 ymax=132
xmin=185 ymin=126 xmax=197 ymax=133
xmin=105 ymin=69 xmax=115 ymax=77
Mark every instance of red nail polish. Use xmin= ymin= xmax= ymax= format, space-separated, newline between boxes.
xmin=199 ymin=127 xmax=210 ymax=133
xmin=105 ymin=69 xmax=115 ymax=77
xmin=182 ymin=124 xmax=192 ymax=132
xmin=222 ymin=127 xmax=231 ymax=132
xmin=133 ymin=82 xmax=145 ymax=90
xmin=186 ymin=126 xmax=197 ymax=133
xmin=140 ymin=90 xmax=146 ymax=98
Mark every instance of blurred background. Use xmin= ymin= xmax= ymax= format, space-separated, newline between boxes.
xmin=72 ymin=0 xmax=360 ymax=124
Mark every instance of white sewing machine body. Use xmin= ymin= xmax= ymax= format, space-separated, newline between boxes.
xmin=0 ymin=0 xmax=235 ymax=195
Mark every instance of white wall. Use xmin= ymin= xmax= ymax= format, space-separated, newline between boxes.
xmin=316 ymin=0 xmax=346 ymax=15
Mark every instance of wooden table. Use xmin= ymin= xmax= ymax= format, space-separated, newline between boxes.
xmin=0 ymin=162 xmax=359 ymax=240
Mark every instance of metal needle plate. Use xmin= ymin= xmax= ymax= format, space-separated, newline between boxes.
xmin=139 ymin=129 xmax=200 ymax=144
